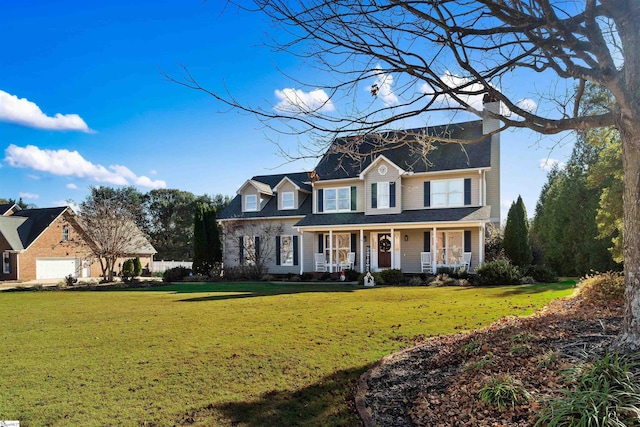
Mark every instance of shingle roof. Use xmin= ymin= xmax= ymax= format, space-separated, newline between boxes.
xmin=294 ymin=206 xmax=492 ymax=228
xmin=219 ymin=172 xmax=313 ymax=220
xmin=0 ymin=203 xmax=19 ymax=216
xmin=314 ymin=120 xmax=491 ymax=180
xmin=0 ymin=207 xmax=67 ymax=250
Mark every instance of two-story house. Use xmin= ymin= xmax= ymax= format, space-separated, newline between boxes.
xmin=219 ymin=101 xmax=500 ymax=275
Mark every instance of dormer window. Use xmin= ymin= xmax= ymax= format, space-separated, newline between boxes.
xmin=282 ymin=192 xmax=295 ymax=210
xmin=62 ymin=225 xmax=69 ymax=242
xmin=245 ymin=195 xmax=258 ymax=211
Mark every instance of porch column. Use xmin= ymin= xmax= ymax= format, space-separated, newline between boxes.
xmin=432 ymin=226 xmax=437 ymax=274
xmin=329 ymin=230 xmax=333 ymax=273
xmin=360 ymin=229 xmax=365 ymax=273
xmin=390 ymin=228 xmax=395 ymax=269
xmin=299 ymin=231 xmax=304 ymax=275
xmin=479 ymin=224 xmax=485 ymax=266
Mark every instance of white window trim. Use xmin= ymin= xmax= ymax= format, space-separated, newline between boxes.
xmin=431 ymin=178 xmax=464 ymax=207
xmin=2 ymin=252 xmax=10 ymax=274
xmin=377 ymin=182 xmax=390 ymax=209
xmin=281 ymin=192 xmax=295 ymax=210
xmin=324 ymin=186 xmax=351 ymax=213
xmin=280 ymin=235 xmax=294 ymax=266
xmin=245 ymin=194 xmax=258 ymax=212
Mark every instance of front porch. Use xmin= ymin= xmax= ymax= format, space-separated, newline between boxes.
xmin=297 ymin=225 xmax=486 ymax=274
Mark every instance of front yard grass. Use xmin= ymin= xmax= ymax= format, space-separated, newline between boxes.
xmin=0 ymin=281 xmax=574 ymax=426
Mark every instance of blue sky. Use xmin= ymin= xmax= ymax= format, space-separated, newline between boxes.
xmin=0 ymin=1 xmax=574 ymax=220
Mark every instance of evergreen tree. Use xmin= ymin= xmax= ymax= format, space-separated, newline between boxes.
xmin=502 ymin=195 xmax=532 ymax=267
xmin=192 ymin=204 xmax=222 ymax=275
xmin=192 ymin=204 xmax=210 ymax=275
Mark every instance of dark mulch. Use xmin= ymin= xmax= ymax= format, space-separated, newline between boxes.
xmin=358 ymin=293 xmax=623 ymax=426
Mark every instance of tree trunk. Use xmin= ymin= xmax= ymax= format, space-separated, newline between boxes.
xmin=613 ymin=117 xmax=640 ymax=352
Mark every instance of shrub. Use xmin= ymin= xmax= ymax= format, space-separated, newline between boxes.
xmin=580 ymin=271 xmax=625 ymax=304
xmin=300 ymin=272 xmax=314 ymax=281
xmin=358 ymin=272 xmax=385 ymax=286
xmin=380 ymin=268 xmax=403 ymax=284
xmin=133 ymin=257 xmax=142 ymax=277
xmin=522 ymin=264 xmax=558 ymax=283
xmin=344 ymin=269 xmax=360 ymax=281
xmin=520 ymin=276 xmax=536 ymax=284
xmin=121 ymin=259 xmax=136 ymax=282
xmin=430 ymin=273 xmax=458 ymax=287
xmin=475 ymin=258 xmax=521 ymax=286
xmin=407 ymin=276 xmax=426 ymax=286
xmin=479 ymin=374 xmax=530 ymax=409
xmin=208 ymin=262 xmax=223 ymax=281
xmin=163 ymin=266 xmax=192 ymax=282
xmin=64 ymin=274 xmax=78 ymax=287
xmin=535 ymin=352 xmax=640 ymax=426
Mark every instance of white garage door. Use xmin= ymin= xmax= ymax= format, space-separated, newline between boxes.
xmin=36 ymin=258 xmax=79 ymax=280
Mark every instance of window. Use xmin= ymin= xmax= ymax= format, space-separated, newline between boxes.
xmin=2 ymin=252 xmax=10 ymax=274
xmin=62 ymin=225 xmax=69 ymax=242
xmin=324 ymin=233 xmax=350 ymax=266
xmin=431 ymin=179 xmax=464 ymax=207
xmin=280 ymin=235 xmax=294 ymax=266
xmin=377 ymin=182 xmax=390 ymax=209
xmin=243 ymin=235 xmax=256 ymax=265
xmin=435 ymin=231 xmax=463 ymax=265
xmin=245 ymin=194 xmax=258 ymax=211
xmin=324 ymin=187 xmax=351 ymax=212
xmin=282 ymin=192 xmax=295 ymax=209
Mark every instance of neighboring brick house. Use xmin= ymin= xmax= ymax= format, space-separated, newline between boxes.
xmin=219 ymin=102 xmax=501 ymax=275
xmin=0 ymin=206 xmax=156 ymax=282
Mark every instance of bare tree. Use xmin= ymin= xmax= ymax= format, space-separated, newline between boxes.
xmin=176 ymin=1 xmax=640 ymax=351
xmin=222 ymin=220 xmax=284 ymax=278
xmin=79 ymin=187 xmax=151 ymax=282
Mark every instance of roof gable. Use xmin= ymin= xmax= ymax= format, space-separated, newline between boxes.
xmin=0 ymin=207 xmax=68 ymax=250
xmin=314 ymin=120 xmax=491 ymax=181
xmin=358 ymin=154 xmax=405 ymax=179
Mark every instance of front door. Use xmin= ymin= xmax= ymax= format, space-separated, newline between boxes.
xmin=378 ymin=234 xmax=392 ymax=268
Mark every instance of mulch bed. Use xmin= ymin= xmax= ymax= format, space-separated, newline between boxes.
xmin=357 ymin=292 xmax=623 ymax=426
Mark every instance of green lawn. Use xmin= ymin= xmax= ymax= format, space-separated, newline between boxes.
xmin=0 ymin=281 xmax=575 ymax=426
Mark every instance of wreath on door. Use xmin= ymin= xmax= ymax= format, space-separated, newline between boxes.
xmin=379 ymin=237 xmax=391 ymax=252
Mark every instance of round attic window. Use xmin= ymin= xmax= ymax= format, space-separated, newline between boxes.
xmin=378 ymin=164 xmax=388 ymax=175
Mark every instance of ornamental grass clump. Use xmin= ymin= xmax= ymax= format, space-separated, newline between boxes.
xmin=478 ymin=374 xmax=530 ymax=409
xmin=579 ymin=271 xmax=625 ymax=304
xmin=535 ymin=352 xmax=640 ymax=427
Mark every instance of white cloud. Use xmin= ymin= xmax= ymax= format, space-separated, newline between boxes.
xmin=66 ymin=183 xmax=78 ymax=189
xmin=516 ymin=98 xmax=537 ymax=113
xmin=539 ymin=158 xmax=566 ymax=171
xmin=4 ymin=144 xmax=167 ymax=189
xmin=27 ymin=174 xmax=40 ymax=180
xmin=0 ymin=89 xmax=93 ymax=133
xmin=421 ymin=71 xmax=487 ymax=111
xmin=53 ymin=200 xmax=80 ymax=212
xmin=367 ymin=66 xmax=399 ymax=107
xmin=274 ymin=88 xmax=335 ymax=114
xmin=150 ymin=169 xmax=157 ymax=175
xmin=19 ymin=192 xmax=39 ymax=200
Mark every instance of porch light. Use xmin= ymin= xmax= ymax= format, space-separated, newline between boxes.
xmin=404 ymin=235 xmax=409 ymax=241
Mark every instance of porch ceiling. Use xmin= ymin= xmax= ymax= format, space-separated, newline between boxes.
xmin=295 ymin=206 xmax=491 ymax=230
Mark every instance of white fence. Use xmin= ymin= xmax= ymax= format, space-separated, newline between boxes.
xmin=151 ymin=260 xmax=193 ymax=273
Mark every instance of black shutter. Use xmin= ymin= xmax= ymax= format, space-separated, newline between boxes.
xmin=317 ymin=189 xmax=323 ymax=212
xmin=464 ymin=230 xmax=472 ymax=252
xmin=255 ymin=236 xmax=260 ymax=261
xmin=239 ymin=236 xmax=244 ymax=261
xmin=275 ymin=236 xmax=281 ymax=265
xmin=390 ymin=182 xmax=396 ymax=208
xmin=351 ymin=186 xmax=357 ymax=211
xmin=424 ymin=181 xmax=431 ymax=207
xmin=293 ymin=236 xmax=299 ymax=265
xmin=351 ymin=233 xmax=357 ymax=266
xmin=371 ymin=183 xmax=377 ymax=209
xmin=464 ymin=178 xmax=472 ymax=205
xmin=318 ymin=233 xmax=323 ymax=253
xmin=424 ymin=231 xmax=431 ymax=252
